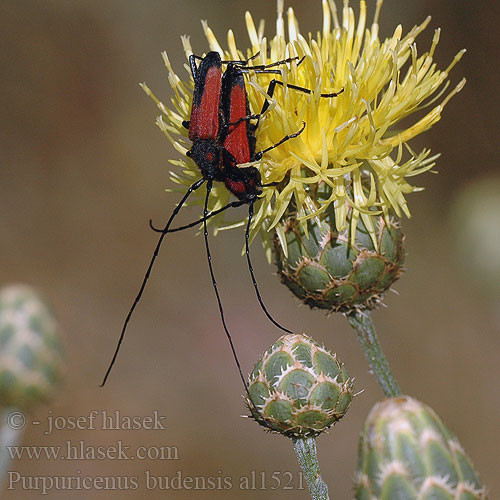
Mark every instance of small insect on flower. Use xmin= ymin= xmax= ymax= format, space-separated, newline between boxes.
xmin=101 ymin=49 xmax=341 ymax=386
xmin=102 ymin=0 xmax=465 ymax=383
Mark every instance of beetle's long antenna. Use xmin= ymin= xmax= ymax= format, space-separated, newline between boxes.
xmin=245 ymin=202 xmax=293 ymax=334
xmin=101 ymin=178 xmax=206 ymax=386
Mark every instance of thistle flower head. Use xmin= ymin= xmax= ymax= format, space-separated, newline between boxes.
xmin=142 ymin=0 xmax=465 ymax=245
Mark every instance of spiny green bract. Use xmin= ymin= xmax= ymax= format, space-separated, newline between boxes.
xmin=0 ymin=285 xmax=64 ymax=410
xmin=355 ymin=396 xmax=488 ymax=500
xmin=273 ymin=214 xmax=405 ymax=312
xmin=246 ymin=333 xmax=353 ymax=438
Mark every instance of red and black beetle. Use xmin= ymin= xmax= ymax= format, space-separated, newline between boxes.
xmin=101 ymin=51 xmax=342 ymax=386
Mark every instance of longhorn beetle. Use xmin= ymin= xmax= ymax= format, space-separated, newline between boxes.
xmin=101 ymin=51 xmax=343 ymax=388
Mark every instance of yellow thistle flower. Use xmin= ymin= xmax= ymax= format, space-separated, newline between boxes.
xmin=141 ymin=0 xmax=465 ymax=247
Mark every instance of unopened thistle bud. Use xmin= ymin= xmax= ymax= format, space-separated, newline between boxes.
xmin=355 ymin=396 xmax=488 ymax=500
xmin=246 ymin=333 xmax=354 ymax=437
xmin=0 ymin=285 xmax=65 ymax=411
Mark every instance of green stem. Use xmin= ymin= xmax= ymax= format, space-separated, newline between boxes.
xmin=292 ymin=437 xmax=330 ymax=500
xmin=0 ymin=409 xmax=24 ymax=494
xmin=347 ymin=309 xmax=401 ymax=398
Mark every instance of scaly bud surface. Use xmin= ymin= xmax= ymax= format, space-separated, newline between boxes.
xmin=246 ymin=333 xmax=353 ymax=437
xmin=355 ymin=396 xmax=488 ymax=500
xmin=274 ymin=213 xmax=405 ymax=312
xmin=0 ymin=285 xmax=64 ymax=410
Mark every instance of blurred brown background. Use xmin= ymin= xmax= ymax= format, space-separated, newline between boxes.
xmin=1 ymin=0 xmax=498 ymax=498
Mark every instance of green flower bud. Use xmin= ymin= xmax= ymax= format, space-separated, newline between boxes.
xmin=0 ymin=285 xmax=65 ymax=411
xmin=246 ymin=333 xmax=354 ymax=438
xmin=273 ymin=213 xmax=405 ymax=312
xmin=355 ymin=396 xmax=488 ymax=500
xmin=450 ymin=175 xmax=500 ymax=297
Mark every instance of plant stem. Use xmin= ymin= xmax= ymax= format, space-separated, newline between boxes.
xmin=346 ymin=309 xmax=401 ymax=398
xmin=293 ymin=437 xmax=330 ymax=500
xmin=0 ymin=409 xmax=24 ymax=494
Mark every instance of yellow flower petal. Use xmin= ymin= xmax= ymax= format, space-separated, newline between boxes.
xmin=143 ymin=1 xmax=464 ymax=247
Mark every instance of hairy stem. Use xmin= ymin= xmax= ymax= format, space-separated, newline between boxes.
xmin=347 ymin=309 xmax=401 ymax=398
xmin=293 ymin=437 xmax=330 ymax=500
